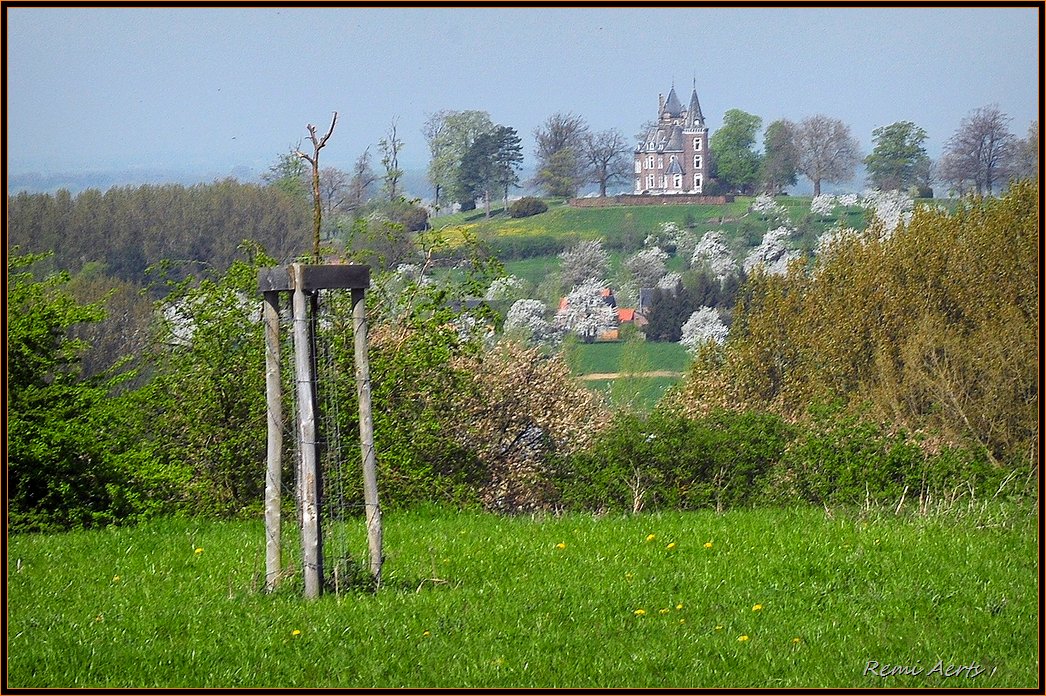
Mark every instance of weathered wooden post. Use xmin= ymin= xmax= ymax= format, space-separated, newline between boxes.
xmin=259 ymin=262 xmax=378 ymax=599
xmin=352 ymin=287 xmax=382 ymax=583
xmin=263 ymin=291 xmax=282 ymax=592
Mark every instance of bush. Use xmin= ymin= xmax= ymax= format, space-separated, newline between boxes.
xmin=507 ymin=197 xmax=549 ymax=218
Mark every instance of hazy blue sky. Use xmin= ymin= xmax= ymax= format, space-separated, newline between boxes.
xmin=6 ymin=5 xmax=1041 ymax=187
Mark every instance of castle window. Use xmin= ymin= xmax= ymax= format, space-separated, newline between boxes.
xmin=635 ymin=160 xmax=642 ymax=174
xmin=695 ymin=175 xmax=702 ymax=191
xmin=647 ymin=155 xmax=655 ymax=169
xmin=660 ymin=175 xmax=667 ymax=188
xmin=673 ymin=174 xmax=683 ymax=188
xmin=694 ymin=155 xmax=702 ymax=169
xmin=657 ymin=157 xmax=663 ymax=169
xmin=647 ymin=174 xmax=655 ymax=188
xmin=694 ymin=138 xmax=702 ymax=151
xmin=635 ymin=177 xmax=642 ymax=191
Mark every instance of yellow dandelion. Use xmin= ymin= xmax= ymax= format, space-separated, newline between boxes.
xmin=752 ymin=604 xmax=763 ymax=612
xmin=645 ymin=534 xmax=656 ymax=543
xmin=675 ymin=603 xmax=683 ymax=610
xmin=679 ymin=619 xmax=686 ymax=625
xmin=422 ymin=630 xmax=431 ymax=637
xmin=291 ymin=629 xmax=301 ymax=637
xmin=715 ymin=625 xmax=723 ymax=631
xmin=194 ymin=547 xmax=203 ymax=555
xmin=555 ymin=542 xmax=566 ymax=549
xmin=792 ymin=637 xmax=802 ymax=644
xmin=625 ymin=572 xmax=634 ymax=580
xmin=666 ymin=542 xmax=677 ymax=550
xmin=112 ymin=575 xmax=120 ymax=582
xmin=634 ymin=609 xmax=647 ymax=616
xmin=738 ymin=635 xmax=749 ymax=642
xmin=659 ymin=608 xmax=671 ymax=615
xmin=704 ymin=541 xmax=713 ymax=549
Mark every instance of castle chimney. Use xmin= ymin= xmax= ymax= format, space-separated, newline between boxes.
xmin=658 ymin=93 xmax=665 ymax=112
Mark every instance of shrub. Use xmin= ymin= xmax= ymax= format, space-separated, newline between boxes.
xmin=508 ymin=197 xmax=548 ymax=218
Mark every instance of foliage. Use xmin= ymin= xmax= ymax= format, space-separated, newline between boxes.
xmin=7 ymin=253 xmax=159 ymax=531
xmin=671 ymin=181 xmax=1039 ymax=468
xmin=709 ymin=109 xmax=763 ymax=195
xmin=863 ymin=121 xmax=931 ymax=192
xmin=507 ymin=196 xmax=548 ymax=218
xmin=557 ymin=409 xmax=793 ymax=513
xmin=6 ymin=181 xmax=311 ymax=290
xmin=533 ymin=112 xmax=589 ymax=198
xmin=760 ymin=119 xmax=799 ymax=195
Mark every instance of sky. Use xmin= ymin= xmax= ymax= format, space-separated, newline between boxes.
xmin=5 ymin=5 xmax=1041 ymax=192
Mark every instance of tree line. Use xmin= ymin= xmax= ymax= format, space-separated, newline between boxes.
xmin=709 ymin=105 xmax=1037 ymax=197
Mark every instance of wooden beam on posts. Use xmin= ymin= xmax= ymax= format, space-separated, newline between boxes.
xmin=263 ymin=291 xmax=283 ymax=592
xmin=291 ymin=263 xmax=323 ymax=599
xmin=352 ymin=287 xmax=382 ymax=584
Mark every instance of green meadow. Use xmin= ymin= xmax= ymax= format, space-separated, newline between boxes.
xmin=7 ymin=505 xmax=1037 ymax=688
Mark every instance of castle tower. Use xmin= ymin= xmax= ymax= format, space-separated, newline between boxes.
xmin=635 ymin=83 xmax=709 ymax=195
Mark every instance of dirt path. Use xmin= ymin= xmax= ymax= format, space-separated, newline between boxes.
xmin=579 ymin=370 xmax=684 ymax=381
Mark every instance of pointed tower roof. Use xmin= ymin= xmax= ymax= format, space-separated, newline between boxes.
xmin=686 ymin=85 xmax=705 ymax=128
xmin=663 ymin=86 xmax=684 ymax=118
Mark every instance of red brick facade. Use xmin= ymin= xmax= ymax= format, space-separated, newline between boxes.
xmin=634 ymin=86 xmax=710 ymax=195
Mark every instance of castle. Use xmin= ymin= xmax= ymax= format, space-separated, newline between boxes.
xmin=634 ymin=84 xmax=709 ymax=195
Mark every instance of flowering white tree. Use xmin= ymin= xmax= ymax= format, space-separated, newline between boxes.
xmin=860 ymin=189 xmax=914 ymax=238
xmin=691 ymin=230 xmax=738 ymax=283
xmin=810 ymin=194 xmax=836 ymax=216
xmin=743 ymin=226 xmax=800 ymax=276
xmin=555 ymin=278 xmax=617 ymax=343
xmin=750 ymin=193 xmax=787 ymax=216
xmin=559 ymin=240 xmax=610 ymax=289
xmin=485 ymin=275 xmax=527 ymax=301
xmin=505 ymin=298 xmax=560 ymax=347
xmin=645 ymin=221 xmax=682 ymax=251
xmin=679 ymin=306 xmax=728 ymax=352
xmin=625 ymin=246 xmax=669 ymax=288
xmin=656 ymin=272 xmax=683 ymax=290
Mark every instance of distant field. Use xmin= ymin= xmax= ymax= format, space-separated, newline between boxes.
xmin=7 ymin=506 xmax=1037 ymax=688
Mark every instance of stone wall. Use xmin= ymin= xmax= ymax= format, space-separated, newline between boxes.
xmin=569 ymin=194 xmax=734 ymax=208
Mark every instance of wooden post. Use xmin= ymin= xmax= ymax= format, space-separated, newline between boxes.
xmin=263 ymin=292 xmax=282 ymax=592
xmin=352 ymin=287 xmax=382 ymax=584
xmin=291 ymin=264 xmax=323 ymax=599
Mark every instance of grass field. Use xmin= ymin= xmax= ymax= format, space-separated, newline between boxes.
xmin=7 ymin=505 xmax=1037 ymax=688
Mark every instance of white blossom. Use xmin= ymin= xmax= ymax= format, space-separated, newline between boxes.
xmin=485 ymin=275 xmax=526 ymax=301
xmin=679 ymin=306 xmax=728 ymax=352
xmin=859 ymin=189 xmax=914 ymax=238
xmin=555 ymin=278 xmax=617 ymax=342
xmin=690 ymin=230 xmax=738 ymax=282
xmin=625 ymin=246 xmax=669 ymax=288
xmin=656 ymin=272 xmax=683 ymax=290
xmin=505 ymin=299 xmax=560 ymax=347
xmin=559 ymin=240 xmax=610 ymax=289
xmin=837 ymin=193 xmax=860 ymax=208
xmin=814 ymin=224 xmax=859 ymax=257
xmin=750 ymin=193 xmax=790 ymax=222
xmin=743 ymin=226 xmax=800 ymax=276
xmin=810 ymin=194 xmax=836 ymax=216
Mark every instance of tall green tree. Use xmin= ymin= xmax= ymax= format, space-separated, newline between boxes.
xmin=710 ymin=109 xmax=763 ymax=195
xmin=490 ymin=125 xmax=524 ymax=210
xmin=864 ymin=121 xmax=931 ymax=192
xmin=379 ymin=119 xmax=405 ymax=202
xmin=760 ymin=119 xmax=799 ymax=195
xmin=423 ymin=110 xmax=495 ymax=212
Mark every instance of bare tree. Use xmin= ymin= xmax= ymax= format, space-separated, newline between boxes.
xmin=294 ymin=112 xmax=337 ymax=262
xmin=942 ymin=105 xmax=1018 ymax=195
xmin=346 ymin=148 xmax=378 ymax=211
xmin=379 ymin=119 xmax=404 ymax=202
xmin=582 ymin=129 xmax=632 ymax=197
xmin=794 ymin=115 xmax=861 ymax=197
xmin=319 ymin=167 xmax=349 ymax=217
xmin=534 ymin=112 xmax=590 ymax=198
